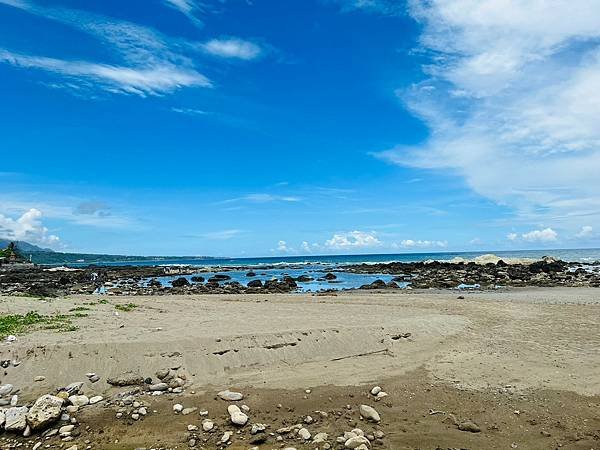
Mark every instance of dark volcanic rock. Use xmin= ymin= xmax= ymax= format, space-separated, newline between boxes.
xmin=190 ymin=276 xmax=205 ymax=283
xmin=247 ymin=279 xmax=263 ymax=288
xmin=296 ymin=275 xmax=313 ymax=282
xmin=171 ymin=277 xmax=190 ymax=287
xmin=324 ymin=272 xmax=337 ymax=280
xmin=246 ymin=271 xmax=256 ymax=277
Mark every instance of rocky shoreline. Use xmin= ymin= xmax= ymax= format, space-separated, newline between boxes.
xmin=0 ymin=256 xmax=599 ymax=297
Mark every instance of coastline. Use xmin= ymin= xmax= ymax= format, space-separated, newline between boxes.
xmin=1 ymin=287 xmax=599 ymax=449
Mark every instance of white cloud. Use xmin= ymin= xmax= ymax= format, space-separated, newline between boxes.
xmin=0 ymin=50 xmax=210 ymax=96
xmin=201 ymin=38 xmax=262 ymax=60
xmin=395 ymin=239 xmax=447 ymax=248
xmin=0 ymin=208 xmax=60 ymax=246
xmin=0 ymin=0 xmax=212 ymax=96
xmin=376 ymin=0 xmax=600 ymax=234
xmin=200 ymin=229 xmax=243 ymax=240
xmin=163 ymin=0 xmax=204 ymax=26
xmin=575 ymin=225 xmax=593 ymax=238
xmin=507 ymin=232 xmax=518 ymax=241
xmin=325 ymin=230 xmax=382 ymax=249
xmin=332 ymin=0 xmax=403 ymax=15
xmin=277 ymin=240 xmax=291 ymax=252
xmin=218 ymin=193 xmax=301 ymax=205
xmin=171 ymin=107 xmax=210 ymax=116
xmin=521 ymin=228 xmax=558 ymax=242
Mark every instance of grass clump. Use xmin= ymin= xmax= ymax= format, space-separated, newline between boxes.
xmin=115 ymin=303 xmax=137 ymax=312
xmin=0 ymin=311 xmax=79 ymax=338
xmin=69 ymin=306 xmax=91 ymax=312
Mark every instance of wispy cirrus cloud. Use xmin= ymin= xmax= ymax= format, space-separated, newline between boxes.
xmin=163 ymin=0 xmax=205 ymax=27
xmin=201 ymin=229 xmax=244 ymax=240
xmin=218 ymin=193 xmax=302 ymax=205
xmin=0 ymin=49 xmax=210 ymax=96
xmin=374 ymin=0 xmax=600 ymax=238
xmin=0 ymin=0 xmax=212 ymax=96
xmin=171 ymin=107 xmax=211 ymax=116
xmin=331 ymin=0 xmax=404 ymax=15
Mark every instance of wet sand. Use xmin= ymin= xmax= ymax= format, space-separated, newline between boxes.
xmin=1 ymin=288 xmax=599 ymax=449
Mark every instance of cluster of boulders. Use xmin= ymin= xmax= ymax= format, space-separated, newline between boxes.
xmin=1 ymin=373 xmax=394 ymax=449
xmin=350 ymin=257 xmax=600 ymax=289
xmin=0 ymin=265 xmax=174 ymax=297
xmin=0 ymin=379 xmax=103 ymax=447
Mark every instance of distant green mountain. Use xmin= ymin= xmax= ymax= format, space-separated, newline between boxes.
xmin=1 ymin=239 xmax=215 ymax=265
xmin=0 ymin=239 xmax=54 ymax=253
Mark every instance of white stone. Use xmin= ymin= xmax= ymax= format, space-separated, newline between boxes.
xmin=313 ymin=432 xmax=329 ymax=443
xmin=251 ymin=423 xmax=266 ymax=434
xmin=370 ymin=386 xmax=381 ymax=395
xmin=298 ymin=427 xmax=311 ymax=440
xmin=227 ymin=404 xmax=248 ymax=426
xmin=221 ymin=431 xmax=232 ymax=443
xmin=359 ymin=405 xmax=380 ymax=422
xmin=345 ymin=435 xmax=371 ymax=449
xmin=202 ymin=419 xmax=214 ymax=431
xmin=172 ymin=404 xmax=183 ymax=413
xmin=59 ymin=425 xmax=75 ymax=434
xmin=68 ymin=395 xmax=89 ymax=407
xmin=89 ymin=396 xmax=103 ymax=405
xmin=138 ymin=407 xmax=147 ymax=415
xmin=218 ymin=389 xmax=243 ymax=401
xmin=187 ymin=424 xmax=198 ymax=431
xmin=0 ymin=384 xmax=14 ymax=396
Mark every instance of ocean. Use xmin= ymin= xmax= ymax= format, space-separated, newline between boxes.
xmin=82 ymin=248 xmax=600 ymax=267
xmin=85 ymin=248 xmax=600 ymax=293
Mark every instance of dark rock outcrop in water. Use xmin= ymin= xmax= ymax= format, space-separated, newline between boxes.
xmin=346 ymin=256 xmax=600 ymax=290
xmin=1 ymin=256 xmax=598 ymax=297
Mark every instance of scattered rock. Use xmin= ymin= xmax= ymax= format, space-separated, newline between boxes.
xmin=26 ymin=395 xmax=64 ymax=430
xmin=227 ymin=404 xmax=248 ymax=426
xmin=359 ymin=405 xmax=381 ymax=422
xmin=107 ymin=372 xmax=144 ymax=386
xmin=34 ymin=376 xmax=46 ymax=382
xmin=68 ymin=395 xmax=89 ymax=408
xmin=298 ymin=427 xmax=311 ymax=440
xmin=5 ymin=406 xmax=29 ymax=431
xmin=89 ymin=396 xmax=103 ymax=405
xmin=173 ymin=404 xmax=183 ymax=413
xmin=458 ymin=420 xmax=481 ymax=433
xmin=218 ymin=389 xmax=243 ymax=401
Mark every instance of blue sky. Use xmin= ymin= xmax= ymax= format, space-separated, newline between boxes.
xmin=1 ymin=0 xmax=599 ymax=256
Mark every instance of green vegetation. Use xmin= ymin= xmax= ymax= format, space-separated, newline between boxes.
xmin=0 ymin=311 xmax=80 ymax=338
xmin=115 ymin=303 xmax=137 ymax=312
xmin=98 ymin=299 xmax=109 ymax=304
xmin=69 ymin=306 xmax=91 ymax=312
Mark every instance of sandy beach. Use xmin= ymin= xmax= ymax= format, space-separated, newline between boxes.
xmin=1 ymin=287 xmax=599 ymax=449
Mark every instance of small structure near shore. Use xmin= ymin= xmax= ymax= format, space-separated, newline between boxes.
xmin=0 ymin=242 xmax=34 ymax=270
